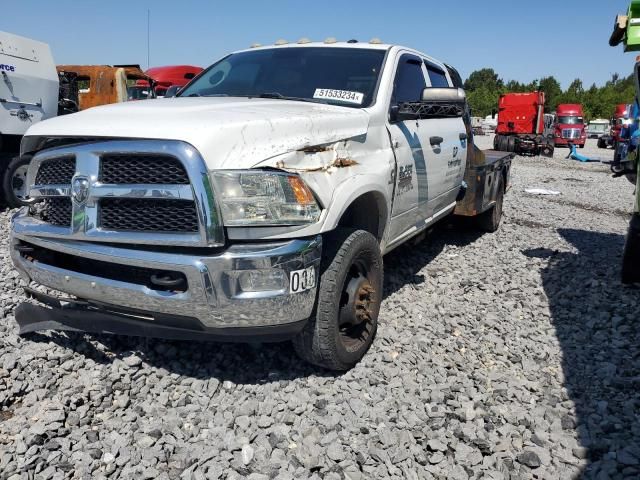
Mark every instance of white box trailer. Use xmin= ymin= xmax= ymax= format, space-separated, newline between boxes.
xmin=0 ymin=31 xmax=58 ymax=206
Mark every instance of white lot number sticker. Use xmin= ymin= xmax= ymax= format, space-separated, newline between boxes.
xmin=313 ymin=88 xmax=364 ymax=105
xmin=290 ymin=266 xmax=316 ymax=294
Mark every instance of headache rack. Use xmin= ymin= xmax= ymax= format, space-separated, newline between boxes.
xmin=397 ymin=101 xmax=465 ymax=119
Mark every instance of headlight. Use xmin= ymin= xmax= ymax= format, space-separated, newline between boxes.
xmin=211 ymin=170 xmax=321 ymax=226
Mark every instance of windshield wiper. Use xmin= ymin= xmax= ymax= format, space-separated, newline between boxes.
xmin=254 ymin=92 xmax=324 ymax=104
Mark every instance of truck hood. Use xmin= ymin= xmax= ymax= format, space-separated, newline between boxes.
xmin=25 ymin=97 xmax=371 ymax=169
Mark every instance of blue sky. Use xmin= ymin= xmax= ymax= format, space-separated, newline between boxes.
xmin=8 ymin=0 xmax=635 ymax=89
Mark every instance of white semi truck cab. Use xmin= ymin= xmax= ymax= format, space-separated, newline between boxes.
xmin=0 ymin=31 xmax=59 ymax=206
xmin=10 ymin=41 xmax=512 ymax=370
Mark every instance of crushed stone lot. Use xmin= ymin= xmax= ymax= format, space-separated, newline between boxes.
xmin=0 ymin=137 xmax=639 ymax=480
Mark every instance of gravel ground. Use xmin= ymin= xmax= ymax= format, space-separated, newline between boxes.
xmin=0 ymin=137 xmax=639 ymax=480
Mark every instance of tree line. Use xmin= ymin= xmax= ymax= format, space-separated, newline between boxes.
xmin=464 ymin=68 xmax=636 ymax=120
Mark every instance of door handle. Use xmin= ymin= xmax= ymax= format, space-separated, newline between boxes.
xmin=459 ymin=133 xmax=468 ymax=140
xmin=430 ymin=136 xmax=443 ymax=146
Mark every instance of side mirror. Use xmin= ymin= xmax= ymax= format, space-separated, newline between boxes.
xmin=420 ymin=87 xmax=466 ymax=103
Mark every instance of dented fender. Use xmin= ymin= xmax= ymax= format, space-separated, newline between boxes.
xmin=251 ymin=124 xmax=396 ymax=242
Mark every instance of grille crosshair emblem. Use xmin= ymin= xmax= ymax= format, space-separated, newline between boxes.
xmin=71 ymin=176 xmax=90 ymax=205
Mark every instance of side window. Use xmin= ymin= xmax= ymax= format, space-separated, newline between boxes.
xmin=392 ymin=55 xmax=427 ymax=104
xmin=445 ymin=64 xmax=464 ymax=89
xmin=77 ymin=76 xmax=91 ymax=93
xmin=426 ymin=63 xmax=450 ymax=88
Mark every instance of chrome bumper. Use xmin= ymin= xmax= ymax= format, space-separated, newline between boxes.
xmin=11 ymin=212 xmax=321 ymax=331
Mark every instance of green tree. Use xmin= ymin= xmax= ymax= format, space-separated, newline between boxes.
xmin=464 ymin=68 xmax=503 ymax=92
xmin=538 ymin=76 xmax=562 ymax=111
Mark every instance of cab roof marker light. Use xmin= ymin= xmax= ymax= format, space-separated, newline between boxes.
xmin=369 ymin=38 xmax=383 ymax=44
xmin=324 ymin=37 xmax=337 ymax=44
xmin=297 ymin=38 xmax=311 ymax=44
xmin=250 ymin=43 xmax=262 ymax=48
xmin=274 ymin=39 xmax=288 ymax=45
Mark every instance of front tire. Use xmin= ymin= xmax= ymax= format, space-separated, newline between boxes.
xmin=293 ymin=229 xmax=383 ymax=371
xmin=3 ymin=155 xmax=33 ymax=208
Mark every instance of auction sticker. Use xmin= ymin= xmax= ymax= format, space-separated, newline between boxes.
xmin=313 ymin=88 xmax=364 ymax=104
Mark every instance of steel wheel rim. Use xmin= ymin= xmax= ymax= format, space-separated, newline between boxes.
xmin=12 ymin=165 xmax=29 ymax=200
xmin=337 ymin=257 xmax=378 ymax=352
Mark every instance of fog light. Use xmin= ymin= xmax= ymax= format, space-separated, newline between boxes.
xmin=238 ymin=270 xmax=286 ymax=292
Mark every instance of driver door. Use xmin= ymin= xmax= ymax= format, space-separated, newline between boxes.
xmin=385 ymin=54 xmax=430 ymax=245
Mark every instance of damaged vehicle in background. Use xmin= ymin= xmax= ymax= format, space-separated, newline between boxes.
xmin=10 ymin=40 xmax=512 ymax=370
xmin=56 ymin=65 xmax=155 ymax=109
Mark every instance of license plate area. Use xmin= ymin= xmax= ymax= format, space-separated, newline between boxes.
xmin=289 ymin=266 xmax=316 ymax=294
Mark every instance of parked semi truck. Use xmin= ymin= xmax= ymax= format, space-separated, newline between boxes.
xmin=145 ymin=65 xmax=203 ymax=97
xmin=598 ymin=103 xmax=630 ymax=149
xmin=493 ymin=92 xmax=554 ymax=156
xmin=0 ymin=31 xmax=60 ymax=207
xmin=587 ymin=118 xmax=611 ymax=139
xmin=9 ymin=41 xmax=512 ymax=370
xmin=553 ymin=104 xmax=586 ymax=148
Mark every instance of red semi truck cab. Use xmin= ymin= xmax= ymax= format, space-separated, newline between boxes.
xmin=496 ymin=92 xmax=545 ymax=135
xmin=598 ymin=103 xmax=630 ymax=149
xmin=494 ymin=92 xmax=554 ymax=156
xmin=611 ymin=103 xmax=629 ymax=142
xmin=145 ymin=65 xmax=203 ymax=97
xmin=554 ymin=104 xmax=586 ymax=147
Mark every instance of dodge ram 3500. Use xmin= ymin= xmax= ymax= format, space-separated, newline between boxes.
xmin=10 ymin=41 xmax=512 ymax=370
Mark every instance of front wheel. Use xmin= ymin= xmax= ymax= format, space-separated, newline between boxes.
xmin=3 ymin=155 xmax=33 ymax=208
xmin=293 ymin=229 xmax=383 ymax=370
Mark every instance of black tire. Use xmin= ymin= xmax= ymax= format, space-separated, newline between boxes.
xmin=622 ymin=214 xmax=640 ymax=284
xmin=496 ymin=135 xmax=505 ymax=151
xmin=579 ymin=144 xmax=585 ymax=149
xmin=541 ymin=144 xmax=554 ymax=157
xmin=597 ymin=138 xmax=605 ymax=149
xmin=3 ymin=155 xmax=33 ymax=208
xmin=493 ymin=134 xmax=499 ymax=150
xmin=477 ymin=176 xmax=504 ymax=232
xmin=507 ymin=136 xmax=516 ymax=153
xmin=293 ymin=229 xmax=383 ymax=371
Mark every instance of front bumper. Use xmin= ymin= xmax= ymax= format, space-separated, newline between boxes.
xmin=11 ymin=210 xmax=322 ymax=334
xmin=554 ymin=137 xmax=585 ymax=146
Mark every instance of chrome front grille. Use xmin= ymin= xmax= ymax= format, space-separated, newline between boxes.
xmin=99 ymin=198 xmax=199 ymax=232
xmin=35 ymin=157 xmax=76 ymax=185
xmin=23 ymin=140 xmax=224 ymax=247
xmin=41 ymin=198 xmax=73 ymax=227
xmin=561 ymin=128 xmax=581 ymax=139
xmin=100 ymin=154 xmax=190 ymax=184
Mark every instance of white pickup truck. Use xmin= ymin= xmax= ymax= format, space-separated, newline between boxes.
xmin=11 ymin=41 xmax=512 ymax=370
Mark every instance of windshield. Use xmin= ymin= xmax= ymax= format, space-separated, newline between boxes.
xmin=557 ymin=116 xmax=583 ymax=125
xmin=179 ymin=47 xmax=386 ymax=108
